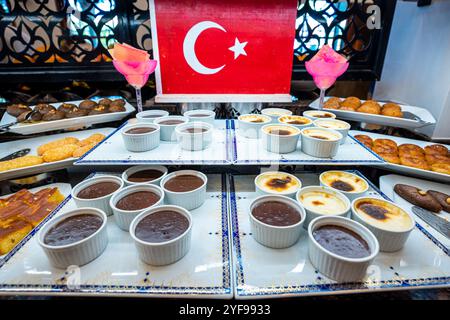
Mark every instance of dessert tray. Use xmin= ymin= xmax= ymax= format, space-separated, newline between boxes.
xmin=380 ymin=174 xmax=450 ymax=249
xmin=309 ymin=97 xmax=436 ymax=130
xmin=230 ymin=120 xmax=384 ymax=165
xmin=76 ymin=120 xmax=230 ymax=165
xmin=229 ymin=171 xmax=449 ymax=299
xmin=0 ymin=173 xmax=232 ymax=298
xmin=350 ymin=130 xmax=450 ymax=183
xmin=0 ymin=128 xmax=114 ymax=181
xmin=0 ymin=97 xmax=134 ymax=135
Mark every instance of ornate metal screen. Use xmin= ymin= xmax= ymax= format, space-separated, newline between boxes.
xmin=0 ymin=0 xmax=395 ymax=82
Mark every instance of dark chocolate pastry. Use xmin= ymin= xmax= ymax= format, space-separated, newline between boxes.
xmin=78 ymin=100 xmax=97 ymax=110
xmin=16 ymin=110 xmax=42 ymax=122
xmin=35 ymin=103 xmax=56 ymax=115
xmin=88 ymin=105 xmax=109 ymax=115
xmin=98 ymin=98 xmax=112 ymax=106
xmin=428 ymin=190 xmax=450 ymax=213
xmin=394 ymin=184 xmax=442 ymax=213
xmin=65 ymin=107 xmax=89 ymax=118
xmin=58 ymin=103 xmax=77 ymax=113
xmin=7 ymin=104 xmax=31 ymax=117
xmin=108 ymin=104 xmax=126 ymax=113
xmin=42 ymin=109 xmax=66 ymax=121
xmin=110 ymin=99 xmax=125 ymax=108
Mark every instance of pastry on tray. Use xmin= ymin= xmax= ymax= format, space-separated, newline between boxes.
xmin=428 ymin=190 xmax=450 ymax=213
xmin=357 ymin=101 xmax=381 ymax=115
xmin=325 ymin=96 xmax=404 ymax=118
xmin=394 ymin=184 xmax=442 ymax=213
xmin=6 ymin=104 xmax=31 ymax=117
xmin=42 ymin=109 xmax=65 ymax=121
xmin=381 ymin=103 xmax=403 ymax=118
xmin=78 ymin=100 xmax=97 ymax=110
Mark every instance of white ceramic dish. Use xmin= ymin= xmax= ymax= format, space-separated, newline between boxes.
xmin=121 ymin=123 xmax=160 ymax=152
xmin=249 ymin=195 xmax=306 ymax=249
xmin=0 ymin=97 xmax=134 ymax=135
xmin=277 ymin=115 xmax=312 ymax=129
xmin=313 ymin=119 xmax=350 ymax=144
xmin=237 ymin=114 xmax=272 ymax=139
xmin=130 ymin=205 xmax=192 ymax=266
xmin=309 ymin=96 xmax=436 ymax=129
xmin=71 ymin=175 xmax=124 ymax=216
xmin=154 ymin=116 xmax=189 ymax=142
xmin=37 ymin=207 xmax=108 ymax=269
xmin=261 ymin=124 xmax=301 ymax=154
xmin=110 ymin=184 xmax=165 ymax=231
xmin=183 ymin=109 xmax=215 ymax=125
xmin=303 ymin=110 xmax=336 ymax=120
xmin=300 ymin=127 xmax=342 ymax=158
xmin=136 ymin=110 xmax=169 ymax=123
xmin=308 ymin=216 xmax=379 ymax=282
xmin=319 ymin=170 xmax=369 ymax=201
xmin=351 ymin=197 xmax=415 ymax=252
xmin=160 ymin=170 xmax=207 ymax=210
xmin=175 ymin=122 xmax=213 ymax=151
xmin=0 ymin=128 xmax=113 ymax=181
xmin=261 ymin=108 xmax=292 ymax=123
xmin=254 ymin=171 xmax=302 ymax=198
xmin=122 ymin=165 xmax=168 ymax=186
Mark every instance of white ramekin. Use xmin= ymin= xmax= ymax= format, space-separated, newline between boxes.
xmin=72 ymin=175 xmax=124 ymax=216
xmin=122 ymin=165 xmax=168 ymax=186
xmin=121 ymin=122 xmax=160 ymax=152
xmin=183 ymin=109 xmax=215 ymax=126
xmin=136 ymin=110 xmax=169 ymax=123
xmin=303 ymin=110 xmax=337 ymax=120
xmin=351 ymin=197 xmax=415 ymax=252
xmin=154 ymin=116 xmax=189 ymax=142
xmin=308 ymin=215 xmax=379 ymax=282
xmin=37 ymin=207 xmax=109 ymax=269
xmin=319 ymin=170 xmax=369 ymax=201
xmin=110 ymin=184 xmax=165 ymax=231
xmin=175 ymin=121 xmax=213 ymax=151
xmin=261 ymin=124 xmax=301 ymax=154
xmin=130 ymin=205 xmax=192 ymax=266
xmin=277 ymin=115 xmax=313 ymax=130
xmin=160 ymin=170 xmax=207 ymax=210
xmin=300 ymin=127 xmax=343 ymax=158
xmin=238 ymin=114 xmax=272 ymax=139
xmin=254 ymin=171 xmax=302 ymax=198
xmin=313 ymin=119 xmax=350 ymax=145
xmin=296 ymin=185 xmax=351 ymax=228
xmin=249 ymin=195 xmax=306 ymax=249
xmin=261 ymin=108 xmax=293 ymax=123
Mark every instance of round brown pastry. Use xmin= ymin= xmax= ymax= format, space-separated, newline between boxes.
xmin=110 ymin=99 xmax=126 ymax=108
xmin=35 ymin=103 xmax=56 ymax=115
xmin=373 ymin=139 xmax=398 ymax=150
xmin=98 ymin=98 xmax=112 ymax=106
xmin=323 ymin=101 xmax=340 ymax=109
xmin=88 ymin=105 xmax=109 ymax=115
xmin=357 ymin=101 xmax=381 ymax=114
xmin=16 ymin=110 xmax=42 ymax=122
xmin=400 ymin=155 xmax=429 ymax=170
xmin=6 ymin=104 xmax=31 ymax=117
xmin=431 ymin=163 xmax=450 ymax=175
xmin=42 ymin=109 xmax=66 ymax=121
xmin=378 ymin=152 xmax=400 ymax=164
xmin=65 ymin=107 xmax=89 ymax=118
xmin=424 ymin=144 xmax=449 ymax=156
xmin=108 ymin=104 xmax=126 ymax=113
xmin=58 ymin=103 xmax=77 ymax=113
xmin=342 ymin=96 xmax=361 ymax=106
xmin=354 ymin=135 xmax=373 ymax=148
xmin=398 ymin=144 xmax=425 ymax=157
xmin=381 ymin=103 xmax=403 ymax=118
xmin=78 ymin=100 xmax=97 ymax=111
xmin=425 ymin=154 xmax=450 ymax=165
xmin=373 ymin=144 xmax=397 ymax=155
xmin=339 ymin=104 xmax=357 ymax=111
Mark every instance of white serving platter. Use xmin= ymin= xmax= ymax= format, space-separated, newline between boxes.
xmin=0 ymin=128 xmax=114 ymax=181
xmin=1 ymin=97 xmax=134 ymax=135
xmin=229 ymin=171 xmax=449 ymax=299
xmin=0 ymin=182 xmax=72 ymax=260
xmin=380 ymin=174 xmax=450 ymax=249
xmin=309 ymin=97 xmax=436 ymax=130
xmin=350 ymin=130 xmax=450 ymax=183
xmin=76 ymin=120 xmax=231 ymax=165
xmin=0 ymin=173 xmax=232 ymax=298
xmin=230 ymin=120 xmax=384 ymax=165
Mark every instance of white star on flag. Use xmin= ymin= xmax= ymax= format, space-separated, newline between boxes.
xmin=229 ymin=38 xmax=248 ymax=60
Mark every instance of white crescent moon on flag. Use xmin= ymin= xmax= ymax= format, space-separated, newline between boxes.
xmin=183 ymin=21 xmax=226 ymax=75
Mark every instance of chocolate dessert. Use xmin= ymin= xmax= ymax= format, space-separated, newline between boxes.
xmin=65 ymin=107 xmax=88 ymax=118
xmin=135 ymin=210 xmax=189 ymax=243
xmin=313 ymin=225 xmax=371 ymax=258
xmin=158 ymin=119 xmax=185 ymax=125
xmin=330 ymin=180 xmax=354 ymax=192
xmin=77 ymin=181 xmax=120 ymax=199
xmin=356 ymin=201 xmax=389 ymax=220
xmin=58 ymin=103 xmax=77 ymax=113
xmin=127 ymin=170 xmax=164 ymax=183
xmin=164 ymin=175 xmax=204 ymax=192
xmin=116 ymin=191 xmax=160 ymax=211
xmin=7 ymin=104 xmax=31 ymax=117
xmin=251 ymin=201 xmax=301 ymax=226
xmin=42 ymin=109 xmax=65 ymax=121
xmin=265 ymin=177 xmax=292 ymax=191
xmin=79 ymin=100 xmax=97 ymax=110
xmin=44 ymin=214 xmax=103 ymax=246
xmin=126 ymin=127 xmax=156 ymax=134
xmin=35 ymin=103 xmax=56 ymax=115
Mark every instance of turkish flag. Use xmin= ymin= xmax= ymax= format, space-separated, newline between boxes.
xmin=150 ymin=0 xmax=297 ymax=99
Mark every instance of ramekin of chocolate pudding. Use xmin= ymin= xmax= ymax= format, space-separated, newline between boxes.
xmin=72 ymin=175 xmax=124 ymax=216
xmin=238 ymin=114 xmax=272 ymax=139
xmin=249 ymin=195 xmax=306 ymax=249
xmin=307 ymin=215 xmax=379 ymax=282
xmin=121 ymin=123 xmax=160 ymax=152
xmin=122 ymin=165 xmax=168 ymax=186
xmin=261 ymin=124 xmax=301 ymax=154
xmin=110 ymin=184 xmax=165 ymax=231
xmin=184 ymin=109 xmax=215 ymax=125
xmin=130 ymin=205 xmax=192 ymax=266
xmin=175 ymin=122 xmax=213 ymax=151
xmin=38 ymin=208 xmax=108 ymax=268
xmin=161 ymin=170 xmax=207 ymax=210
xmin=154 ymin=116 xmax=189 ymax=141
xmin=136 ymin=110 xmax=169 ymax=123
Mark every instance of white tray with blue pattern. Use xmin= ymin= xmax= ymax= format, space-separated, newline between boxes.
xmin=229 ymin=120 xmax=384 ymax=165
xmin=229 ymin=171 xmax=450 ymax=299
xmin=76 ymin=120 xmax=231 ymax=165
xmin=0 ymin=173 xmax=232 ymax=298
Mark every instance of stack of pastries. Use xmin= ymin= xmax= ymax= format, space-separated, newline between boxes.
xmin=354 ymin=135 xmax=450 ymax=175
xmin=323 ymin=97 xmax=403 ymax=118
